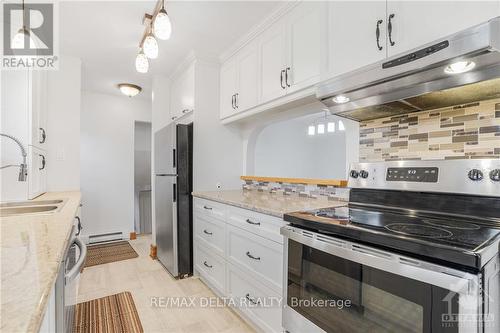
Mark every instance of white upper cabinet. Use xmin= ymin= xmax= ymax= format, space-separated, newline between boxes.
xmin=220 ymin=58 xmax=238 ymax=119
xmin=170 ymin=62 xmax=195 ymax=121
xmin=327 ymin=1 xmax=387 ymax=78
xmin=285 ymin=1 xmax=326 ymax=93
xmin=236 ymin=41 xmax=259 ymax=112
xmin=386 ymin=1 xmax=500 ymax=57
xmin=259 ymin=21 xmax=287 ymax=104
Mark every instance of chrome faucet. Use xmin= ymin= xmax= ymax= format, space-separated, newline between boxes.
xmin=0 ymin=133 xmax=28 ymax=181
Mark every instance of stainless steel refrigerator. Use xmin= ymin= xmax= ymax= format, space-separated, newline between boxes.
xmin=154 ymin=123 xmax=193 ymax=278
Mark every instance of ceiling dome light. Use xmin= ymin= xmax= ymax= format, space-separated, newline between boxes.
xmin=135 ymin=50 xmax=149 ymax=73
xmin=143 ymin=33 xmax=158 ymax=59
xmin=444 ymin=60 xmax=476 ymax=74
xmin=332 ymin=95 xmax=350 ymax=104
xmin=118 ymin=83 xmax=142 ymax=97
xmin=12 ymin=27 xmax=34 ymax=49
xmin=153 ymin=7 xmax=172 ymax=40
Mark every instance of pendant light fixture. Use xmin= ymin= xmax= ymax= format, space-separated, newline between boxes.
xmin=135 ymin=49 xmax=149 ymax=73
xmin=153 ymin=0 xmax=172 ymax=40
xmin=11 ymin=0 xmax=34 ymax=49
xmin=143 ymin=31 xmax=158 ymax=59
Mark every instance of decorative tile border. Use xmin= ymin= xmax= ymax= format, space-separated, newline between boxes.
xmin=359 ymin=98 xmax=500 ymax=161
xmin=242 ymin=180 xmax=350 ymax=202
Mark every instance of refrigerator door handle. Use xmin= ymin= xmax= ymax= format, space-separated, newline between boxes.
xmin=173 ymin=183 xmax=177 ymax=202
xmin=172 ymin=148 xmax=176 ymax=168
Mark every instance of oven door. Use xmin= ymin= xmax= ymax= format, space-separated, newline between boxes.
xmin=281 ymin=226 xmax=482 ymax=333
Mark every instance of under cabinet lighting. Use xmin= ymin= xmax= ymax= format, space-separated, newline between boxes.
xmin=308 ymin=125 xmax=315 ymax=136
xmin=444 ymin=61 xmax=475 ymax=74
xmin=118 ymin=83 xmax=142 ymax=97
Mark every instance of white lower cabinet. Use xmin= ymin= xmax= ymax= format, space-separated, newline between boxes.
xmin=38 ymin=285 xmax=56 ymax=333
xmin=193 ymin=198 xmax=285 ymax=333
xmin=28 ymin=146 xmax=47 ymax=199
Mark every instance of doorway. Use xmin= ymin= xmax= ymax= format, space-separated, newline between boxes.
xmin=134 ymin=121 xmax=152 ymax=234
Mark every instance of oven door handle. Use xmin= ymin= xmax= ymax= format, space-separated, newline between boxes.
xmin=65 ymin=237 xmax=87 ymax=284
xmin=281 ymin=226 xmax=478 ymax=295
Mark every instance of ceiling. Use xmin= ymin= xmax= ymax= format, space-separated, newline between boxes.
xmin=60 ymin=1 xmax=282 ymax=100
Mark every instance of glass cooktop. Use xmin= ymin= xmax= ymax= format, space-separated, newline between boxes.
xmin=285 ymin=205 xmax=500 ymax=271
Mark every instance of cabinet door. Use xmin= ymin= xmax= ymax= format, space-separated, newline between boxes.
xmin=327 ymin=1 xmax=387 ymax=78
xmin=286 ymin=1 xmax=326 ymax=93
xmin=220 ymin=57 xmax=237 ymax=119
xmin=28 ymin=146 xmax=46 ymax=199
xmin=29 ymin=70 xmax=48 ymax=148
xmin=169 ymin=78 xmax=182 ymax=122
xmin=180 ymin=63 xmax=195 ymax=113
xmin=236 ymin=41 xmax=259 ymax=112
xmin=259 ymin=21 xmax=287 ymax=104
xmin=387 ymin=1 xmax=500 ymax=57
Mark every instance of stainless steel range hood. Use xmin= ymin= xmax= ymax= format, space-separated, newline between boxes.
xmin=317 ymin=17 xmax=500 ymax=122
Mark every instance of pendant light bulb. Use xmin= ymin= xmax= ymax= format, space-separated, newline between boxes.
xmin=143 ymin=33 xmax=158 ymax=59
xmin=135 ymin=50 xmax=149 ymax=73
xmin=12 ymin=27 xmax=34 ymax=49
xmin=153 ymin=7 xmax=172 ymax=40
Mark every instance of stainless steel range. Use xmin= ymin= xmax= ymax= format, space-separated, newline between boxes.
xmin=281 ymin=159 xmax=500 ymax=333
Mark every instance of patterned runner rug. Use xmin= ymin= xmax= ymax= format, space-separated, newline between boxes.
xmin=73 ymin=292 xmax=143 ymax=333
xmin=84 ymin=241 xmax=138 ymax=268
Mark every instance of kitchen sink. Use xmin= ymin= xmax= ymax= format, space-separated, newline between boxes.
xmin=0 ymin=200 xmax=64 ymax=208
xmin=0 ymin=205 xmax=59 ymax=217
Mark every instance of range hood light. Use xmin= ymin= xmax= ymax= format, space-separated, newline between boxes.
xmin=444 ymin=60 xmax=476 ymax=74
xmin=332 ymin=95 xmax=350 ymax=104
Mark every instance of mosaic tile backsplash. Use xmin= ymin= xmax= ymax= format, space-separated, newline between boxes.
xmin=359 ymin=98 xmax=500 ymax=161
xmin=242 ymin=180 xmax=350 ymax=202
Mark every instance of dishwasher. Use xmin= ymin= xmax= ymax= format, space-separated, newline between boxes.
xmin=55 ymin=218 xmax=87 ymax=332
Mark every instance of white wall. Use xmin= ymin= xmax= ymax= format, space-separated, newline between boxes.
xmin=193 ymin=61 xmax=243 ymax=191
xmin=253 ymin=112 xmax=359 ymax=179
xmin=134 ymin=121 xmax=152 ymax=233
xmin=80 ymin=91 xmax=151 ymax=240
xmin=46 ymin=55 xmax=82 ymax=191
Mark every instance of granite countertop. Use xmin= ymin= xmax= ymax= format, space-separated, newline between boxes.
xmin=1 ymin=191 xmax=81 ymax=333
xmin=192 ymin=189 xmax=347 ymax=218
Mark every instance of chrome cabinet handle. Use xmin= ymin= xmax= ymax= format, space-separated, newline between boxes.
xmin=231 ymin=94 xmax=235 ymax=109
xmin=39 ymin=154 xmax=46 ymax=170
xmin=203 ymin=205 xmax=212 ymax=210
xmin=75 ymin=216 xmax=82 ymax=236
xmin=388 ymin=13 xmax=395 ymax=46
xmin=376 ymin=19 xmax=383 ymax=50
xmin=39 ymin=127 xmax=46 ymax=144
xmin=280 ymin=69 xmax=285 ymax=89
xmin=203 ymin=261 xmax=213 ymax=268
xmin=235 ymin=93 xmax=239 ymax=109
xmin=285 ymin=67 xmax=291 ymax=87
xmin=65 ymin=237 xmax=87 ymax=283
xmin=171 ymin=116 xmax=177 ymax=120
xmin=182 ymin=109 xmax=189 ymax=114
xmin=203 ymin=229 xmax=213 ymax=235
xmin=245 ymin=293 xmax=259 ymax=305
xmin=246 ymin=251 xmax=260 ymax=260
xmin=246 ymin=219 xmax=260 ymax=226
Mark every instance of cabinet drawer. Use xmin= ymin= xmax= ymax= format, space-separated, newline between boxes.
xmin=227 ymin=264 xmax=282 ymax=333
xmin=193 ymin=198 xmax=225 ymax=221
xmin=226 ymin=206 xmax=284 ymax=244
xmin=195 ymin=243 xmax=226 ymax=294
xmin=194 ymin=214 xmax=225 ymax=256
xmin=227 ymin=225 xmax=283 ymax=292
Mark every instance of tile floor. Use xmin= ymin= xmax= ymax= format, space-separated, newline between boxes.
xmin=78 ymin=235 xmax=255 ymax=333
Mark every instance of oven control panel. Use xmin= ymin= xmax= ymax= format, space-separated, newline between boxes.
xmin=348 ymin=159 xmax=500 ymax=197
xmin=386 ymin=167 xmax=438 ymax=182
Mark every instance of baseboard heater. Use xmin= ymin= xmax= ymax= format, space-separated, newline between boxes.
xmin=88 ymin=232 xmax=124 ymax=244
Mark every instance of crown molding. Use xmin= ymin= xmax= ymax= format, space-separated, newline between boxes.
xmin=218 ymin=0 xmax=299 ymax=64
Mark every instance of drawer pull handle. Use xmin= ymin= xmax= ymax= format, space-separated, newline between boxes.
xmin=203 ymin=206 xmax=212 ymax=210
xmin=203 ymin=261 xmax=213 ymax=268
xmin=245 ymin=293 xmax=260 ymax=305
xmin=203 ymin=229 xmax=213 ymax=235
xmin=246 ymin=251 xmax=260 ymax=261
xmin=246 ymin=219 xmax=260 ymax=226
